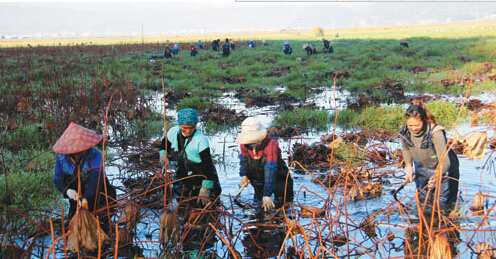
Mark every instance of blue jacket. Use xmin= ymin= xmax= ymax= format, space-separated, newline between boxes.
xmin=53 ymin=147 xmax=105 ymax=199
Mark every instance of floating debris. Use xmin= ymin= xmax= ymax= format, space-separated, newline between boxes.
xmin=299 ymin=206 xmax=326 ymax=218
xmin=452 ymin=132 xmax=487 ymax=161
xmin=118 ymin=203 xmax=141 ymax=229
xmin=429 ymin=233 xmax=452 ymax=259
xmin=332 ymin=234 xmax=347 ymax=247
xmin=159 ymin=210 xmax=180 ymax=246
xmin=118 ymin=227 xmax=134 ymax=245
xmin=285 ymin=219 xmax=302 ymax=235
xmin=342 ymin=132 xmax=368 ymax=146
xmin=347 ymin=184 xmax=365 ymax=201
xmin=362 ymin=182 xmax=383 ymax=197
xmin=200 ymin=104 xmax=246 ymax=125
xmin=470 ymin=192 xmax=485 ymax=215
xmin=359 ymin=214 xmax=376 ymax=237
xmin=386 ymin=230 xmax=395 ymax=242
xmin=290 ymin=142 xmax=337 ymax=170
xmin=477 ymin=243 xmax=496 ymax=259
xmin=268 ymin=126 xmax=302 ymax=138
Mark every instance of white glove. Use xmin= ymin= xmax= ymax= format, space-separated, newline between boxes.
xmin=160 ymin=154 xmax=166 ymax=167
xmin=262 ymin=196 xmax=275 ymax=211
xmin=66 ymin=189 xmax=78 ymax=201
xmin=241 ymin=176 xmax=249 ymax=187
xmin=197 ymin=188 xmax=211 ymax=206
xmin=405 ymin=166 xmax=414 ymax=183
xmin=427 ymin=175 xmax=436 ymax=189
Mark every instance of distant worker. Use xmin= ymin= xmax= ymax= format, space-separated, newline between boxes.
xmin=230 ymin=39 xmax=236 ymax=51
xmin=172 ymin=44 xmax=180 ymax=55
xmin=335 ymin=32 xmax=339 ymax=38
xmin=248 ymin=39 xmax=255 ymax=48
xmin=197 ymin=40 xmax=203 ymax=49
xmin=262 ymin=40 xmax=269 ymax=47
xmin=322 ymin=38 xmax=334 ymax=53
xmin=400 ymin=39 xmax=409 ymax=48
xmin=283 ymin=41 xmax=292 ymax=54
xmin=164 ymin=45 xmax=173 ymax=58
xmin=221 ymin=38 xmax=231 ymax=58
xmin=190 ymin=44 xmax=198 ymax=57
xmin=302 ymin=44 xmax=316 ymax=55
xmin=212 ymin=39 xmax=220 ymax=51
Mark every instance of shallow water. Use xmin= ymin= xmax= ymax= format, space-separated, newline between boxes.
xmin=40 ymin=88 xmax=496 ymax=258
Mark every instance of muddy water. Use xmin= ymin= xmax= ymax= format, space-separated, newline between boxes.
xmin=43 ymin=88 xmax=495 ymax=258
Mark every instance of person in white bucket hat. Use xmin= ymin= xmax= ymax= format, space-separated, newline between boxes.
xmin=235 ymin=117 xmax=293 ymax=211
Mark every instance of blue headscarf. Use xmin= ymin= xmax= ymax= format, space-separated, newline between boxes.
xmin=177 ymin=108 xmax=198 ymax=125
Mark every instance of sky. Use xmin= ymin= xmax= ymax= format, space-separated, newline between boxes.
xmin=1 ymin=1 xmax=495 ymax=38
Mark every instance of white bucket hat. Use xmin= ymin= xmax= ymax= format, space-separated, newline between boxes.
xmin=235 ymin=117 xmax=267 ymax=145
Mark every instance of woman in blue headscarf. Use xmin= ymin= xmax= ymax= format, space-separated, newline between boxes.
xmin=159 ymin=108 xmax=221 ymax=206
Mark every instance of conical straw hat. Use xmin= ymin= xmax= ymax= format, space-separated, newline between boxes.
xmin=52 ymin=122 xmax=102 ymax=154
xmin=235 ymin=117 xmax=267 ymax=145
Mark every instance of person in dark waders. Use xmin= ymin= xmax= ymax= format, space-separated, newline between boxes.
xmin=190 ymin=44 xmax=198 ymax=57
xmin=302 ymin=44 xmax=316 ymax=55
xmin=164 ymin=45 xmax=173 ymax=58
xmin=212 ymin=39 xmax=220 ymax=51
xmin=322 ymin=38 xmax=334 ymax=53
xmin=159 ymin=108 xmax=221 ymax=207
xmin=399 ymin=102 xmax=459 ymax=214
xmin=283 ymin=41 xmax=292 ymax=54
xmin=236 ymin=117 xmax=293 ymax=211
xmin=221 ymin=38 xmax=231 ymax=58
xmin=53 ymin=123 xmax=116 ymax=234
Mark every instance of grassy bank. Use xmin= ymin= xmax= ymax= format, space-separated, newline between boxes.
xmin=331 ymin=101 xmax=470 ymax=132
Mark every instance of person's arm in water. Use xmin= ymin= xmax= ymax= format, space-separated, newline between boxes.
xmin=159 ymin=129 xmax=175 ymax=165
xmin=262 ymin=140 xmax=280 ymax=197
xmin=401 ymin=138 xmax=414 ymax=182
xmin=239 ymin=146 xmax=248 ymax=178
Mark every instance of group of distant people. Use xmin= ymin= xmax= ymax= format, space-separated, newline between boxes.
xmin=163 ymin=37 xmax=412 ymax=59
xmin=163 ymin=38 xmax=338 ymax=58
xmin=209 ymin=38 xmax=236 ymax=57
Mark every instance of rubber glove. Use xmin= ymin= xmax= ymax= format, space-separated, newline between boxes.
xmin=81 ymin=198 xmax=89 ymax=210
xmin=159 ymin=150 xmax=166 ymax=166
xmin=66 ymin=189 xmax=78 ymax=201
xmin=405 ymin=166 xmax=414 ymax=183
xmin=197 ymin=180 xmax=214 ymax=206
xmin=262 ymin=196 xmax=275 ymax=211
xmin=241 ymin=176 xmax=249 ymax=187
xmin=160 ymin=154 xmax=166 ymax=166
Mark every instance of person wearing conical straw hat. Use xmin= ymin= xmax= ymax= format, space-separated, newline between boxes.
xmin=302 ymin=44 xmax=316 ymax=55
xmin=53 ymin=122 xmax=116 ymax=232
xmin=159 ymin=108 xmax=221 ymax=206
xmin=399 ymin=101 xmax=459 ymax=212
xmin=236 ymin=117 xmax=293 ymax=211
